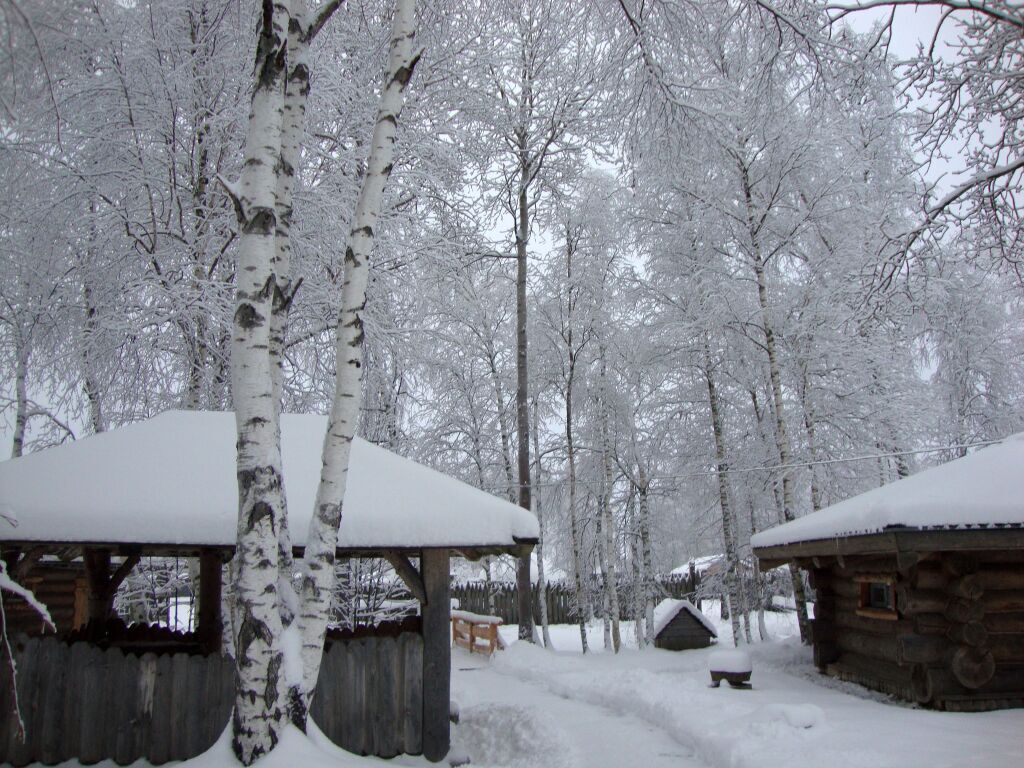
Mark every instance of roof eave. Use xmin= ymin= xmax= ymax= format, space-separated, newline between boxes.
xmin=753 ymin=525 xmax=1024 ymax=569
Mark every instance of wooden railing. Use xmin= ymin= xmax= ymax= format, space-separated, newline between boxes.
xmin=451 ymin=609 xmax=504 ymax=656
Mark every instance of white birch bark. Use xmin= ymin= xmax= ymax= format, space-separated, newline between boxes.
xmin=226 ymin=0 xmax=290 ymax=761
xmin=740 ymin=161 xmax=811 ymax=644
xmin=298 ymin=0 xmax=419 ymax=700
xmin=597 ymin=347 xmax=620 ymax=653
xmin=703 ymin=337 xmax=743 ymax=647
xmin=531 ymin=397 xmax=553 ymax=649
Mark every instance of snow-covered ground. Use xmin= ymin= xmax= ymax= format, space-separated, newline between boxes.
xmin=440 ymin=607 xmax=1022 ymax=768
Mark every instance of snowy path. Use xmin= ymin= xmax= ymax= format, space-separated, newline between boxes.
xmin=448 ymin=651 xmax=708 ymax=768
xmin=474 ymin=619 xmax=1024 ymax=768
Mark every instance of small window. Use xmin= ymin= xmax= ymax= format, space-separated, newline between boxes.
xmin=865 ymin=582 xmax=893 ymax=611
xmin=855 ymin=575 xmax=898 ymax=620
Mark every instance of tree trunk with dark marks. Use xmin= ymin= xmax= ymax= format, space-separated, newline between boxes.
xmin=740 ymin=160 xmax=811 ymax=644
xmin=514 ymin=161 xmax=535 ymax=642
xmin=299 ymin=0 xmax=419 ymax=702
xmin=226 ymin=0 xmax=290 ymax=761
xmin=703 ymin=336 xmax=744 ymax=647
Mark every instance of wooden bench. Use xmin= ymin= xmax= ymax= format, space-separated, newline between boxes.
xmin=451 ymin=609 xmax=505 ymax=656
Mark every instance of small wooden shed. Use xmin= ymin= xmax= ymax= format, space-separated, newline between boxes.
xmin=752 ymin=434 xmax=1024 ymax=711
xmin=0 ymin=411 xmax=538 ymax=765
xmin=652 ymin=598 xmax=718 ymax=650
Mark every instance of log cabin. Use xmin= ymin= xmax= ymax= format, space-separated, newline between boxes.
xmin=751 ymin=434 xmax=1024 ymax=711
xmin=0 ymin=410 xmax=538 ymax=765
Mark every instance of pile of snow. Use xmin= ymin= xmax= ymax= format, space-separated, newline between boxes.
xmin=0 ymin=411 xmax=538 ymax=550
xmin=752 ymin=433 xmax=1024 ymax=548
xmin=652 ymin=598 xmax=718 ymax=638
xmin=177 ymin=723 xmax=373 ymax=768
xmin=708 ymin=649 xmax=752 ymax=674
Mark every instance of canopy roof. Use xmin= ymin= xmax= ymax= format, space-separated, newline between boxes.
xmin=0 ymin=411 xmax=538 ymax=553
xmin=751 ymin=433 xmax=1024 ymax=553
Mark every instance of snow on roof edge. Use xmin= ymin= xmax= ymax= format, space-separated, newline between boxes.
xmin=751 ymin=434 xmax=1024 ymax=550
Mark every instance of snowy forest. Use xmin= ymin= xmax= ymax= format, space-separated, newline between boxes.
xmin=3 ymin=0 xmax=1024 ymax=722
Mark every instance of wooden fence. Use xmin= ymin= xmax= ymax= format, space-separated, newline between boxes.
xmin=311 ymin=633 xmax=423 ymax=758
xmin=0 ymin=632 xmax=424 ymax=766
xmin=450 ymin=574 xmax=702 ymax=626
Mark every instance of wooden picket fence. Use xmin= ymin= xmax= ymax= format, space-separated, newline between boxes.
xmin=0 ymin=632 xmax=424 ymax=766
xmin=450 ymin=574 xmax=702 ymax=626
xmin=311 ymin=632 xmax=423 ymax=757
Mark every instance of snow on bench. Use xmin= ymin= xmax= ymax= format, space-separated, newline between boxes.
xmin=708 ymin=649 xmax=753 ymax=688
xmin=451 ymin=609 xmax=504 ymax=656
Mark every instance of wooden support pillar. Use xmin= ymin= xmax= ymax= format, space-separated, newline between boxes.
xmin=197 ymin=549 xmax=223 ymax=654
xmin=84 ymin=548 xmax=113 ymax=628
xmin=421 ymin=548 xmax=451 ymax=762
xmin=83 ymin=548 xmax=140 ymax=636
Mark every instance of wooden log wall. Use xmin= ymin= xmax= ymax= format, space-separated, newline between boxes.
xmin=807 ymin=550 xmax=1024 ymax=711
xmin=0 ymin=630 xmax=428 ymax=765
xmin=4 ymin=564 xmax=84 ymax=636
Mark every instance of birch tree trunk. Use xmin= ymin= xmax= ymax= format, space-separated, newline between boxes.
xmin=514 ymin=166 xmax=534 ymax=642
xmin=565 ymin=350 xmax=589 ymax=653
xmin=11 ymin=340 xmax=28 ymax=458
xmin=532 ymin=397 xmax=553 ymax=648
xmin=740 ymin=162 xmax=811 ymax=644
xmin=703 ymin=339 xmax=743 ymax=647
xmin=597 ymin=347 xmax=620 ymax=653
xmin=298 ymin=0 xmax=419 ymax=703
xmin=227 ymin=1 xmax=290 ymax=761
xmin=637 ymin=470 xmax=655 ymax=645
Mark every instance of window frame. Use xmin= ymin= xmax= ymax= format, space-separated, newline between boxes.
xmin=854 ymin=573 xmax=898 ymax=621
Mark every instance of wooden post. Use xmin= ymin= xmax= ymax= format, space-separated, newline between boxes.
xmin=197 ymin=550 xmax=223 ymax=654
xmin=420 ymin=548 xmax=450 ymax=762
xmin=84 ymin=548 xmax=113 ymax=629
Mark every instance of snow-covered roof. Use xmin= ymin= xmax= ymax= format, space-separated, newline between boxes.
xmin=669 ymin=554 xmax=722 ymax=576
xmin=652 ymin=598 xmax=717 ymax=639
xmin=0 ymin=411 xmax=538 ymax=551
xmin=751 ymin=434 xmax=1024 ymax=550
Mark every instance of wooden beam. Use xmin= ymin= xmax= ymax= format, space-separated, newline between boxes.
xmin=197 ymin=550 xmax=223 ymax=654
xmin=420 ymin=548 xmax=450 ymax=763
xmin=383 ymin=551 xmax=427 ymax=604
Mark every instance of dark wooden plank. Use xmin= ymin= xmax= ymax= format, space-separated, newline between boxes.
xmin=38 ymin=638 xmax=69 ymax=765
xmin=59 ymin=642 xmax=88 ymax=765
xmin=375 ymin=637 xmax=398 ymax=758
xmin=114 ymin=651 xmax=141 ymax=765
xmin=168 ymin=653 xmax=190 ymax=759
xmin=183 ymin=654 xmax=206 ymax=758
xmin=78 ymin=644 xmax=106 ymax=764
xmin=136 ymin=653 xmax=159 ymax=761
xmin=147 ymin=653 xmax=173 ymax=764
xmin=402 ymin=633 xmax=423 ymax=755
xmin=349 ymin=639 xmax=367 ymax=755
xmin=421 ymin=548 xmax=451 ymax=762
xmin=202 ymin=652 xmax=230 ymax=752
xmin=8 ymin=638 xmax=41 ymax=766
xmin=363 ymin=638 xmax=378 ymax=757
xmin=310 ymin=642 xmax=336 ymax=746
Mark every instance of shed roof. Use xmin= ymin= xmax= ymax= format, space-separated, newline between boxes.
xmin=751 ymin=433 xmax=1024 ymax=551
xmin=0 ymin=410 xmax=538 ymax=552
